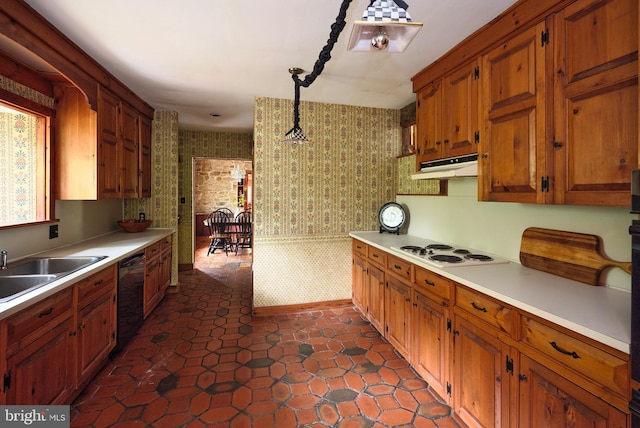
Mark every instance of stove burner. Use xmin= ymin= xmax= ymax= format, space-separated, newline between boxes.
xmin=426 ymin=244 xmax=454 ymax=251
xmin=400 ymin=246 xmax=423 ymax=251
xmin=465 ymin=254 xmax=494 ymax=261
xmin=430 ymin=254 xmax=463 ymax=263
xmin=453 ymin=249 xmax=471 ymax=254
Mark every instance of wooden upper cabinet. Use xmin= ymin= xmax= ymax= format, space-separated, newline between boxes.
xmin=415 ymin=81 xmax=442 ymax=166
xmin=415 ymin=60 xmax=479 ymax=168
xmin=55 ymin=84 xmax=152 ymax=200
xmin=442 ymin=60 xmax=480 ymax=159
xmin=119 ymin=102 xmax=139 ymax=198
xmin=138 ymin=115 xmax=152 ymax=198
xmin=552 ymin=0 xmax=638 ymax=206
xmin=97 ymin=87 xmax=121 ymax=198
xmin=480 ymin=22 xmax=550 ymax=203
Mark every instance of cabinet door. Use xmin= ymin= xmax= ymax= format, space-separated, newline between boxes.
xmin=138 ymin=115 xmax=152 ymax=197
xmin=120 ymin=102 xmax=139 ymax=198
xmin=553 ymin=0 xmax=638 ymax=206
xmin=77 ymin=290 xmax=115 ymax=386
xmin=415 ymin=81 xmax=442 ymax=165
xmin=97 ymin=88 xmax=121 ymax=198
xmin=144 ymin=256 xmax=161 ymax=318
xmin=412 ymin=290 xmax=451 ymax=403
xmin=352 ymin=254 xmax=367 ymax=315
xmin=518 ymin=354 xmax=627 ymax=427
xmin=367 ymin=263 xmax=385 ymax=334
xmin=443 ymin=60 xmax=479 ymax=158
xmin=453 ymin=315 xmax=511 ymax=428
xmin=5 ymin=317 xmax=74 ymax=405
xmin=480 ymin=22 xmax=550 ymax=204
xmin=385 ymin=276 xmax=411 ymax=359
xmin=160 ymin=245 xmax=172 ymax=291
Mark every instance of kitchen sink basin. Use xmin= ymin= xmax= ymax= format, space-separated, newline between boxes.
xmin=0 ymin=255 xmax=107 ymax=302
xmin=2 ymin=256 xmax=106 ymax=276
xmin=0 ymin=274 xmax=58 ymax=302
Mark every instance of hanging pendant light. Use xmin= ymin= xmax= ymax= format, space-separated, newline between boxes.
xmin=347 ymin=0 xmax=423 ymax=53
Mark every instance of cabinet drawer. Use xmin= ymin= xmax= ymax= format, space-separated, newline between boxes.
xmin=414 ymin=266 xmax=452 ymax=302
xmin=6 ymin=288 xmax=73 ymax=348
xmin=521 ymin=316 xmax=628 ymax=397
xmin=77 ymin=265 xmax=116 ymax=306
xmin=352 ymin=239 xmax=366 ymax=256
xmin=456 ymin=286 xmax=514 ymax=336
xmin=387 ymin=254 xmax=414 ymax=282
xmin=367 ymin=246 xmax=387 ymax=268
xmin=145 ymin=240 xmax=162 ymax=259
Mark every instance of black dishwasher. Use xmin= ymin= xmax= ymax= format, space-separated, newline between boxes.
xmin=114 ymin=252 xmax=145 ymax=353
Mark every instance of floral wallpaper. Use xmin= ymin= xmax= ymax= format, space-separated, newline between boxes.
xmin=253 ymin=97 xmax=401 ymax=308
xmin=0 ymin=111 xmax=38 ymax=225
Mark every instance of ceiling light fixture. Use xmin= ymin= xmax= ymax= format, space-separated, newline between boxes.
xmin=347 ymin=0 xmax=423 ymax=53
xmin=230 ymin=162 xmax=246 ymax=182
xmin=283 ymin=0 xmax=421 ymax=145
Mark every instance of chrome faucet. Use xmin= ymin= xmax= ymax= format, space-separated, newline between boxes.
xmin=0 ymin=250 xmax=7 ymax=270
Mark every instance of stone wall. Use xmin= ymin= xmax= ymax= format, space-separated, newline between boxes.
xmin=194 ymin=159 xmax=252 ymax=214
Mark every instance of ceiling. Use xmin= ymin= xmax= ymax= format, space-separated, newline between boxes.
xmin=23 ymin=0 xmax=519 ymax=133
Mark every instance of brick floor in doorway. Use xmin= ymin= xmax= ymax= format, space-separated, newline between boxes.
xmin=71 ymin=239 xmax=461 ymax=427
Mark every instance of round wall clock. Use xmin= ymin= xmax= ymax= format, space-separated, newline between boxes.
xmin=378 ymin=202 xmax=405 ymax=234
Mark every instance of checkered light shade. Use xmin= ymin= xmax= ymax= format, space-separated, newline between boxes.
xmin=284 ymin=126 xmax=310 ymax=145
xmin=362 ymin=0 xmax=413 ymax=22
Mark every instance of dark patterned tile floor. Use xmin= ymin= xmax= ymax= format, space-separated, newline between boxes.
xmin=71 ymin=238 xmax=461 ymax=427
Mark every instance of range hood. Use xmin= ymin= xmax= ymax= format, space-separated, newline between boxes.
xmin=411 ymin=154 xmax=478 ymax=180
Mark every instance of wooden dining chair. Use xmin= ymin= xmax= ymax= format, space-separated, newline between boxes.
xmin=206 ymin=209 xmax=233 ymax=255
xmin=234 ymin=211 xmax=252 ymax=255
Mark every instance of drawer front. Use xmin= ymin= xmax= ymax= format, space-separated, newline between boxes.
xmin=77 ymin=265 xmax=117 ymax=306
xmin=7 ymin=287 xmax=73 ymax=347
xmin=521 ymin=316 xmax=628 ymax=397
xmin=456 ymin=286 xmax=514 ymax=336
xmin=145 ymin=240 xmax=162 ymax=259
xmin=414 ymin=266 xmax=452 ymax=302
xmin=387 ymin=254 xmax=414 ymax=282
xmin=161 ymin=235 xmax=172 ymax=251
xmin=352 ymin=239 xmax=366 ymax=256
xmin=367 ymin=246 xmax=387 ymax=268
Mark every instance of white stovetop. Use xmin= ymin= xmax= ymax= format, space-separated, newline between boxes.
xmin=0 ymin=228 xmax=174 ymax=320
xmin=350 ymin=231 xmax=631 ymax=354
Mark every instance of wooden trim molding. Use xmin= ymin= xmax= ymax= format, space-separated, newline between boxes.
xmin=252 ymin=299 xmax=353 ymax=317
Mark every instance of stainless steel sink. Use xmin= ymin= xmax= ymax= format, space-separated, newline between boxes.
xmin=0 ymin=274 xmax=58 ymax=301
xmin=0 ymin=255 xmax=107 ymax=302
xmin=3 ymin=256 xmax=106 ymax=275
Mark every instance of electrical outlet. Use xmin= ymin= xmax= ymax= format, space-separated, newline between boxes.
xmin=49 ymin=224 xmax=59 ymax=239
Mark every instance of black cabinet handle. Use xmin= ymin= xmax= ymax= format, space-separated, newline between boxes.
xmin=471 ymin=302 xmax=488 ymax=313
xmin=38 ymin=308 xmax=53 ymax=318
xmin=393 ymin=264 xmax=401 ymax=270
xmin=424 ymin=279 xmax=435 ymax=287
xmin=549 ymin=341 xmax=580 ymax=359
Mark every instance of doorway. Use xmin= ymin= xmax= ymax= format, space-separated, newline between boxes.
xmin=192 ymin=158 xmax=253 ymax=267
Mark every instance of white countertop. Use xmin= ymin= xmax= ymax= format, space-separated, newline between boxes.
xmin=350 ymin=231 xmax=631 ymax=354
xmin=0 ymin=228 xmax=174 ymax=320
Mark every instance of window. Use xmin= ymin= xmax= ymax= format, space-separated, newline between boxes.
xmin=0 ymin=102 xmax=52 ymax=228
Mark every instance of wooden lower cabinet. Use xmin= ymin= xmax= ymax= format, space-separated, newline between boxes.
xmin=412 ymin=289 xmax=451 ymax=402
xmin=5 ymin=316 xmax=75 ymax=405
xmin=350 ymin=240 xmax=631 ymax=427
xmin=144 ymin=236 xmax=172 ymax=318
xmin=453 ymin=313 xmax=513 ymax=428
xmin=367 ymin=263 xmax=385 ymax=333
xmin=518 ymin=354 xmax=627 ymax=427
xmin=352 ymin=253 xmax=367 ymax=315
xmin=385 ymin=275 xmax=412 ymax=359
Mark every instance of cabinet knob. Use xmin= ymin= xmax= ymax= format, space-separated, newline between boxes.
xmin=482 ymin=153 xmax=489 ymax=159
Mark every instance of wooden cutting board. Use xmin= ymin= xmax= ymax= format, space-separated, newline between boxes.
xmin=519 ymin=227 xmax=631 ymax=286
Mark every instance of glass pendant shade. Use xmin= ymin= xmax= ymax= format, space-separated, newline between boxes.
xmin=347 ymin=0 xmax=423 ymax=53
xmin=231 ymin=163 xmax=246 ymax=182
